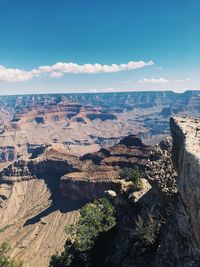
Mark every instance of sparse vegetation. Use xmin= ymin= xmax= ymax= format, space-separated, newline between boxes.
xmin=0 ymin=242 xmax=23 ymax=267
xmin=0 ymin=225 xmax=12 ymax=233
xmin=133 ymin=216 xmax=161 ymax=252
xmin=120 ymin=167 xmax=143 ymax=190
xmin=50 ymin=198 xmax=116 ymax=267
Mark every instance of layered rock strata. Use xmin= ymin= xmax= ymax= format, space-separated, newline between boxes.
xmin=0 ymin=135 xmax=152 ymax=267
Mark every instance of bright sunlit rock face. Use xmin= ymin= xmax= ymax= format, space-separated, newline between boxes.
xmin=171 ymin=117 xmax=200 ymax=245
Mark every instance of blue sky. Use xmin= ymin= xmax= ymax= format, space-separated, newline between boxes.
xmin=0 ymin=0 xmax=199 ymax=94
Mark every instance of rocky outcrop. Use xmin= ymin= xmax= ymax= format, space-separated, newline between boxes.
xmin=60 ymin=176 xmax=117 ymax=201
xmin=60 ymin=166 xmax=119 ymax=200
xmin=2 ymin=125 xmax=200 ymax=267
xmin=145 ymin=135 xmax=200 ymax=266
xmin=102 ymin=134 xmax=200 ymax=267
xmin=119 ymin=134 xmax=144 ymax=147
xmin=0 ymin=149 xmax=82 ymax=184
xmin=170 ymin=116 xmax=200 ymax=246
xmin=60 ymin=135 xmax=152 ymax=201
xmin=146 ymin=137 xmax=178 ymax=196
xmin=0 ymin=135 xmax=152 ymax=266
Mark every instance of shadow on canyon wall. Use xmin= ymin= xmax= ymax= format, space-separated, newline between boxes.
xmin=24 ymin=172 xmax=86 ymax=226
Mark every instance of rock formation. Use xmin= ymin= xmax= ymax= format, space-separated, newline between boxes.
xmin=1 ymin=90 xmax=200 ymax=167
xmin=1 ymin=115 xmax=200 ymax=266
xmin=0 ymin=135 xmax=152 ymax=267
xmin=99 ymin=126 xmax=200 ymax=267
xmin=170 ymin=116 xmax=200 ymax=246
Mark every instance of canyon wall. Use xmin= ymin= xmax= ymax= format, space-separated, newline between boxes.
xmin=1 ymin=124 xmax=200 ymax=266
xmin=170 ymin=116 xmax=200 ymax=245
xmin=60 ymin=169 xmax=120 ymax=201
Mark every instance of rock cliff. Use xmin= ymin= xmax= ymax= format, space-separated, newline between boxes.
xmin=1 ymin=123 xmax=200 ymax=267
xmin=170 ymin=116 xmax=200 ymax=246
xmin=96 ymin=130 xmax=200 ymax=267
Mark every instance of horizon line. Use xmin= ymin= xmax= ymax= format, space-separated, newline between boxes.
xmin=0 ymin=89 xmax=199 ymax=97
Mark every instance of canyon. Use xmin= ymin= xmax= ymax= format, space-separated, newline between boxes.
xmin=1 ymin=90 xmax=200 ymax=167
xmin=0 ymin=91 xmax=200 ymax=266
xmin=0 ymin=135 xmax=152 ymax=266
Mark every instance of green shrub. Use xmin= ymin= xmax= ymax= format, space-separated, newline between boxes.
xmin=0 ymin=242 xmax=23 ymax=267
xmin=120 ymin=167 xmax=143 ymax=190
xmin=50 ymin=198 xmax=116 ymax=267
xmin=134 ymin=216 xmax=160 ymax=248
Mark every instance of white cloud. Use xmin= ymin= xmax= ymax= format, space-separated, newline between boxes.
xmin=137 ymin=77 xmax=169 ymax=84
xmin=0 ymin=65 xmax=33 ymax=82
xmin=177 ymin=78 xmax=191 ymax=82
xmin=34 ymin=60 xmax=154 ymax=75
xmin=49 ymin=72 xmax=64 ymax=78
xmin=0 ymin=60 xmax=154 ymax=82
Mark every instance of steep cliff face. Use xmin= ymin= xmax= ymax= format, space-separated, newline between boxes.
xmin=170 ymin=117 xmax=200 ymax=246
xmin=102 ymin=135 xmax=200 ymax=267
